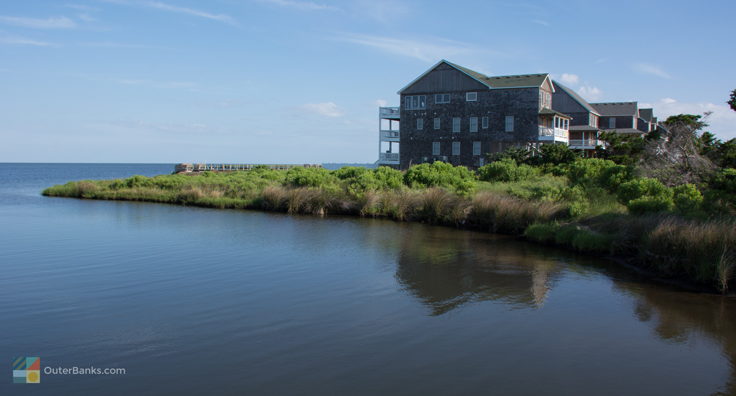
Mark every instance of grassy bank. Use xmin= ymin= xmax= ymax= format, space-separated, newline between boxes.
xmin=43 ymin=160 xmax=736 ymax=292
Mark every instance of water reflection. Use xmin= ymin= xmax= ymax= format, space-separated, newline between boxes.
xmin=394 ymin=226 xmax=562 ymax=315
xmin=615 ymin=283 xmax=736 ymax=395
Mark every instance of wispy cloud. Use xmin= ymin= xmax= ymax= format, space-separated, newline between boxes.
xmin=350 ymin=0 xmax=407 ymax=22
xmin=144 ymin=1 xmax=235 ymax=24
xmin=531 ymin=19 xmax=550 ymax=27
xmin=258 ymin=0 xmax=337 ymax=11
xmin=78 ymin=41 xmax=168 ymax=49
xmin=101 ymin=0 xmax=235 ymax=24
xmin=578 ymin=85 xmax=603 ymax=101
xmin=301 ymin=102 xmax=343 ymax=117
xmin=0 ymin=16 xmax=76 ymax=29
xmin=632 ymin=63 xmax=671 ymax=79
xmin=335 ymin=33 xmax=485 ymax=62
xmin=559 ymin=73 xmax=579 ymax=85
xmin=0 ymin=34 xmax=54 ymax=46
xmin=116 ymin=78 xmax=197 ymax=89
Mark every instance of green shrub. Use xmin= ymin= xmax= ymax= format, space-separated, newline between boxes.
xmin=372 ymin=166 xmax=403 ymax=190
xmin=617 ymin=178 xmax=673 ymax=203
xmin=672 ymin=184 xmax=703 ymax=214
xmin=404 ymin=162 xmax=476 ymax=195
xmin=524 ymin=223 xmax=558 ymax=243
xmin=627 ymin=195 xmax=674 ymax=214
xmin=598 ymin=164 xmax=634 ymax=191
xmin=711 ymin=168 xmax=736 ymax=193
xmin=563 ymin=158 xmax=617 ymax=186
xmin=477 ymin=158 xmax=538 ymax=182
xmin=285 ymin=167 xmax=337 ymax=188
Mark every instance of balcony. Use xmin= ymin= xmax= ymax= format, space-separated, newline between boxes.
xmin=380 ymin=130 xmax=400 ymax=142
xmin=378 ymin=152 xmax=400 ymax=164
xmin=379 ymin=107 xmax=400 ymax=120
xmin=538 ymin=126 xmax=568 ymax=143
xmin=568 ymin=139 xmax=601 ymax=149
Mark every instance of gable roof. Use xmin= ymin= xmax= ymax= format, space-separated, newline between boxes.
xmin=551 ymin=80 xmax=599 ymax=115
xmin=398 ymin=60 xmax=552 ymax=94
xmin=639 ymin=108 xmax=654 ymax=121
xmin=590 ymin=102 xmax=638 ymax=116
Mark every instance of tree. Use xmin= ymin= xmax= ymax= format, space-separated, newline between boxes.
xmin=729 ymin=89 xmax=736 ymax=112
xmin=638 ymin=115 xmax=716 ymax=186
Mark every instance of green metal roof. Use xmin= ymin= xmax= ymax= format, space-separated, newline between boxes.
xmin=444 ymin=60 xmax=550 ymax=89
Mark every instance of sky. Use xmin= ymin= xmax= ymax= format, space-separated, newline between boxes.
xmin=1 ymin=0 xmax=735 ymax=163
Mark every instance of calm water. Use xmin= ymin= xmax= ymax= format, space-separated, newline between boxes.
xmin=1 ymin=163 xmax=735 ymax=396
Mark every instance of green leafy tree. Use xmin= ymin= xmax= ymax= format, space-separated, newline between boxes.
xmin=729 ymin=89 xmax=736 ymax=112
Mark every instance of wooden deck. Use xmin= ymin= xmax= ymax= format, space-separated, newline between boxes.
xmin=174 ymin=163 xmax=322 ymax=173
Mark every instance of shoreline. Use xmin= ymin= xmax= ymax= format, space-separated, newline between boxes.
xmin=42 ymin=181 xmax=733 ymax=295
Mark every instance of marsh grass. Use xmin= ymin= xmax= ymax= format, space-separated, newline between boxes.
xmin=42 ymin=166 xmax=736 ymax=292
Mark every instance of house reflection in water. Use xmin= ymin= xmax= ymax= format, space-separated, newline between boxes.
xmin=393 ymin=227 xmax=562 ymax=315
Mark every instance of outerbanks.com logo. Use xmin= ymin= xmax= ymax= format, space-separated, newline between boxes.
xmin=13 ymin=357 xmax=126 ymax=384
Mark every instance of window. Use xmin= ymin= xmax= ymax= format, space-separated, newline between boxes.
xmin=469 ymin=117 xmax=478 ymax=133
xmin=590 ymin=114 xmax=599 ymax=127
xmin=539 ymin=90 xmax=552 ymax=109
xmin=432 ymin=142 xmax=440 ymax=156
xmin=466 ymin=92 xmax=477 ymax=102
xmin=452 ymin=141 xmax=461 ymax=156
xmin=452 ymin=117 xmax=461 ymax=133
xmin=482 ymin=116 xmax=489 ymax=129
xmin=405 ymin=95 xmax=426 ymax=110
xmin=609 ymin=117 xmax=616 ymax=129
xmin=563 ymin=119 xmax=569 ymax=130
xmin=433 ymin=117 xmax=440 ymax=130
xmin=505 ymin=116 xmax=514 ymax=132
xmin=416 ymin=118 xmax=423 ymax=130
xmin=479 ymin=157 xmax=485 ymax=166
xmin=435 ymin=94 xmax=450 ymax=104
xmin=473 ymin=141 xmax=481 ymax=156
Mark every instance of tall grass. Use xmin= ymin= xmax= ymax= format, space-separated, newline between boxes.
xmin=41 ymin=166 xmax=736 ymax=292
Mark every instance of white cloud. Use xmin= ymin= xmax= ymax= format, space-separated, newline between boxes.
xmin=559 ymin=73 xmax=579 ymax=85
xmin=143 ymin=1 xmax=235 ymax=24
xmin=258 ymin=0 xmax=337 ymax=11
xmin=101 ymin=0 xmax=235 ymax=24
xmin=302 ymin=102 xmax=343 ymax=117
xmin=0 ymin=16 xmax=76 ymax=29
xmin=334 ymin=33 xmax=484 ymax=63
xmin=0 ymin=34 xmax=53 ymax=46
xmin=632 ymin=63 xmax=671 ymax=79
xmin=641 ymin=98 xmax=736 ymax=140
xmin=375 ymin=99 xmax=387 ymax=107
xmin=531 ymin=19 xmax=550 ymax=27
xmin=577 ymin=85 xmax=603 ymax=101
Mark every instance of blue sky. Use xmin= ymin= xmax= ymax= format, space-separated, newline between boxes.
xmin=1 ymin=0 xmax=735 ymax=163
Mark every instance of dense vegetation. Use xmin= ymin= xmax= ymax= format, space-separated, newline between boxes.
xmin=44 ymin=116 xmax=736 ymax=292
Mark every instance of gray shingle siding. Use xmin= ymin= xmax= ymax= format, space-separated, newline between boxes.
xmin=400 ymin=86 xmax=541 ymax=169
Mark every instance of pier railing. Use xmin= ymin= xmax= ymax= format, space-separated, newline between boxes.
xmin=175 ymin=163 xmax=322 ymax=173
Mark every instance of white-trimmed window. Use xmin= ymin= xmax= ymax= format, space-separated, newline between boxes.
xmin=432 ymin=142 xmax=440 ymax=156
xmin=416 ymin=118 xmax=423 ymax=130
xmin=433 ymin=117 xmax=440 ymax=130
xmin=505 ymin=116 xmax=514 ymax=132
xmin=564 ymin=119 xmax=569 ymax=130
xmin=466 ymin=92 xmax=477 ymax=102
xmin=405 ymin=95 xmax=426 ymax=110
xmin=482 ymin=116 xmax=489 ymax=129
xmin=452 ymin=141 xmax=461 ymax=156
xmin=435 ymin=94 xmax=450 ymax=104
xmin=473 ymin=141 xmax=481 ymax=156
xmin=609 ymin=117 xmax=616 ymax=129
xmin=452 ymin=117 xmax=461 ymax=133
xmin=590 ymin=114 xmax=599 ymax=127
xmin=469 ymin=117 xmax=478 ymax=133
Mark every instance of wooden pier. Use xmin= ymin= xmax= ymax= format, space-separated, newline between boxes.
xmin=174 ymin=163 xmax=322 ymax=173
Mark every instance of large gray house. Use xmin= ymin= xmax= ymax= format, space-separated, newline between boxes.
xmin=377 ymin=60 xmax=658 ymax=168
